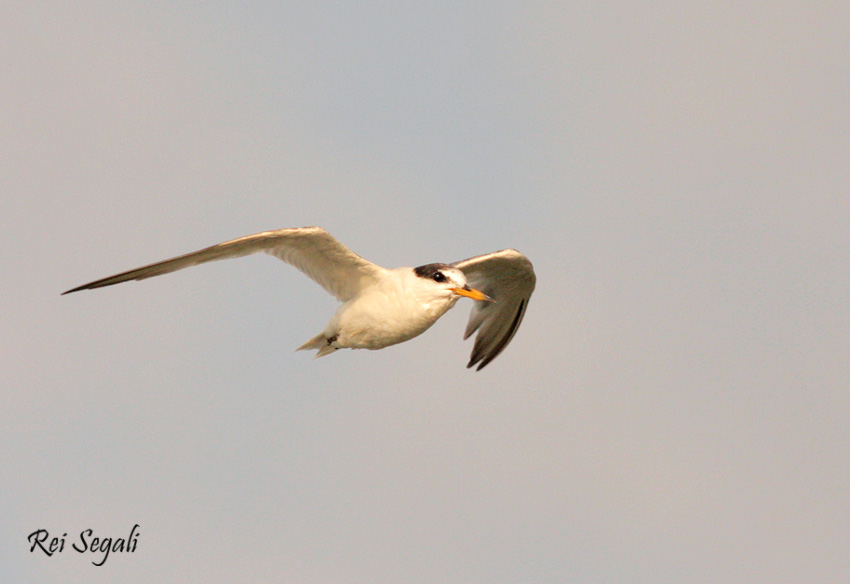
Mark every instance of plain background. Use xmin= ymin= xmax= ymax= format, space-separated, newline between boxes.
xmin=3 ymin=2 xmax=849 ymax=582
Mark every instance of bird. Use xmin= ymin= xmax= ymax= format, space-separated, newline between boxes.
xmin=63 ymin=226 xmax=536 ymax=370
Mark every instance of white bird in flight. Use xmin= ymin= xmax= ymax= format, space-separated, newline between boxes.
xmin=63 ymin=226 xmax=536 ymax=370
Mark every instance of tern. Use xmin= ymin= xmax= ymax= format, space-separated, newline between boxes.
xmin=63 ymin=226 xmax=536 ymax=370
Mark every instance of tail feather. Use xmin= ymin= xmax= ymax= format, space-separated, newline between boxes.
xmin=296 ymin=333 xmax=325 ymax=351
xmin=314 ymin=344 xmax=337 ymax=358
xmin=296 ymin=333 xmax=338 ymax=358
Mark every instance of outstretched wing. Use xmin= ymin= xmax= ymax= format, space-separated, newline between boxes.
xmin=452 ymin=249 xmax=536 ymax=370
xmin=63 ymin=226 xmax=385 ymax=301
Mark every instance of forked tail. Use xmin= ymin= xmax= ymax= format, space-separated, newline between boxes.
xmin=296 ymin=333 xmax=338 ymax=357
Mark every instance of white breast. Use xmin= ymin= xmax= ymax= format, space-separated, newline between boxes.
xmin=330 ymin=268 xmax=460 ymax=350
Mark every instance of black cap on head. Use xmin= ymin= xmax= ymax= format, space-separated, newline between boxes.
xmin=413 ymin=263 xmax=454 ymax=283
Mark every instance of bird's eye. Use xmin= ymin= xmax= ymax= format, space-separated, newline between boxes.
xmin=433 ymin=271 xmax=446 ymax=283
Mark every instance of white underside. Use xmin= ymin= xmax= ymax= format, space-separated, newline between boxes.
xmin=297 ymin=267 xmax=461 ymax=356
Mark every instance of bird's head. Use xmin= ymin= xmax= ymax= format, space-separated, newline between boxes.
xmin=412 ymin=263 xmax=493 ymax=303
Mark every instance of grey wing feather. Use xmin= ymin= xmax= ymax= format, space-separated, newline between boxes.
xmin=452 ymin=249 xmax=536 ymax=370
xmin=62 ymin=226 xmax=384 ymax=301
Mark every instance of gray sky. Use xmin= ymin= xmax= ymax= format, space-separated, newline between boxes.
xmin=3 ymin=2 xmax=849 ymax=582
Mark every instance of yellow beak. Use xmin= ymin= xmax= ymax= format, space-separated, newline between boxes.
xmin=451 ymin=285 xmax=494 ymax=302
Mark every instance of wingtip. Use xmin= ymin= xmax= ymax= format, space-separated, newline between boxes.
xmin=62 ymin=282 xmax=104 ymax=295
xmin=466 ymin=357 xmax=490 ymax=371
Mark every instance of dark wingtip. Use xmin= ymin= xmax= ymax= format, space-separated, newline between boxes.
xmin=464 ymin=298 xmax=527 ymax=372
xmin=466 ymin=355 xmax=491 ymax=371
xmin=62 ymin=284 xmax=92 ymax=295
xmin=472 ymin=357 xmax=492 ymax=371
